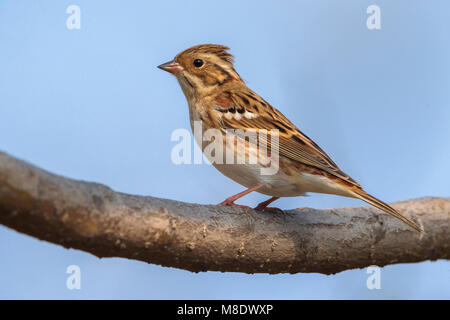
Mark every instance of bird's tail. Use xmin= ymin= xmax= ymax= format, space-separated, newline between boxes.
xmin=350 ymin=188 xmax=424 ymax=233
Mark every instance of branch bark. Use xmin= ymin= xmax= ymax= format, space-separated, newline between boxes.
xmin=0 ymin=151 xmax=448 ymax=274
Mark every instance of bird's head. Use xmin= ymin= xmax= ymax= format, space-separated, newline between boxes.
xmin=158 ymin=44 xmax=242 ymax=99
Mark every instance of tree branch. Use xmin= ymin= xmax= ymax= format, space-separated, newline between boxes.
xmin=0 ymin=151 xmax=448 ymax=274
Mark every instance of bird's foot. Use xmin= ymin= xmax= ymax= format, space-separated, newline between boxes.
xmin=254 ymin=196 xmax=282 ymax=213
xmin=254 ymin=205 xmax=284 ymax=214
xmin=216 ymin=186 xmax=263 ymax=210
xmin=217 ymin=200 xmax=250 ymax=209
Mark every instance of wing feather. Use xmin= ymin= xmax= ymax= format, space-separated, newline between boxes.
xmin=211 ymin=89 xmax=361 ymax=188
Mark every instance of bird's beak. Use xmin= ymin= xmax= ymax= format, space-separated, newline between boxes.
xmin=157 ymin=60 xmax=183 ymax=74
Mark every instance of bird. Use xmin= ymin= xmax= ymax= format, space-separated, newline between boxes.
xmin=158 ymin=44 xmax=423 ymax=233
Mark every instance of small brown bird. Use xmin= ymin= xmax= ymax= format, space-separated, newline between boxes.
xmin=158 ymin=44 xmax=423 ymax=233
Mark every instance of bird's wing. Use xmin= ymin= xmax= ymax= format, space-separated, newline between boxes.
xmin=210 ymin=89 xmax=361 ymax=188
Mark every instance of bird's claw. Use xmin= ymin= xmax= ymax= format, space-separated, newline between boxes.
xmin=254 ymin=206 xmax=284 ymax=214
xmin=217 ymin=201 xmax=251 ymax=209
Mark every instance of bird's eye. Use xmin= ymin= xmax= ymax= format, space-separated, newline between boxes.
xmin=193 ymin=59 xmax=204 ymax=68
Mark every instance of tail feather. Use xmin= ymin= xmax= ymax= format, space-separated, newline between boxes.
xmin=350 ymin=189 xmax=424 ymax=233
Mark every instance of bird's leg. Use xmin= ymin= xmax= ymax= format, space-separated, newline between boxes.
xmin=218 ymin=185 xmax=263 ymax=208
xmin=255 ymin=196 xmax=283 ymax=213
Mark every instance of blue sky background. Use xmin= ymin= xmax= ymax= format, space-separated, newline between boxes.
xmin=0 ymin=0 xmax=449 ymax=299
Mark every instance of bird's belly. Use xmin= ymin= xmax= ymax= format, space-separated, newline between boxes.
xmin=212 ymin=162 xmax=302 ymax=197
xmin=201 ymin=130 xmax=350 ymax=198
xmin=212 ymin=163 xmax=349 ymax=197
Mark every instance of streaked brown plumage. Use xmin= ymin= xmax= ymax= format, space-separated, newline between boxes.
xmin=158 ymin=44 xmax=424 ymax=233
